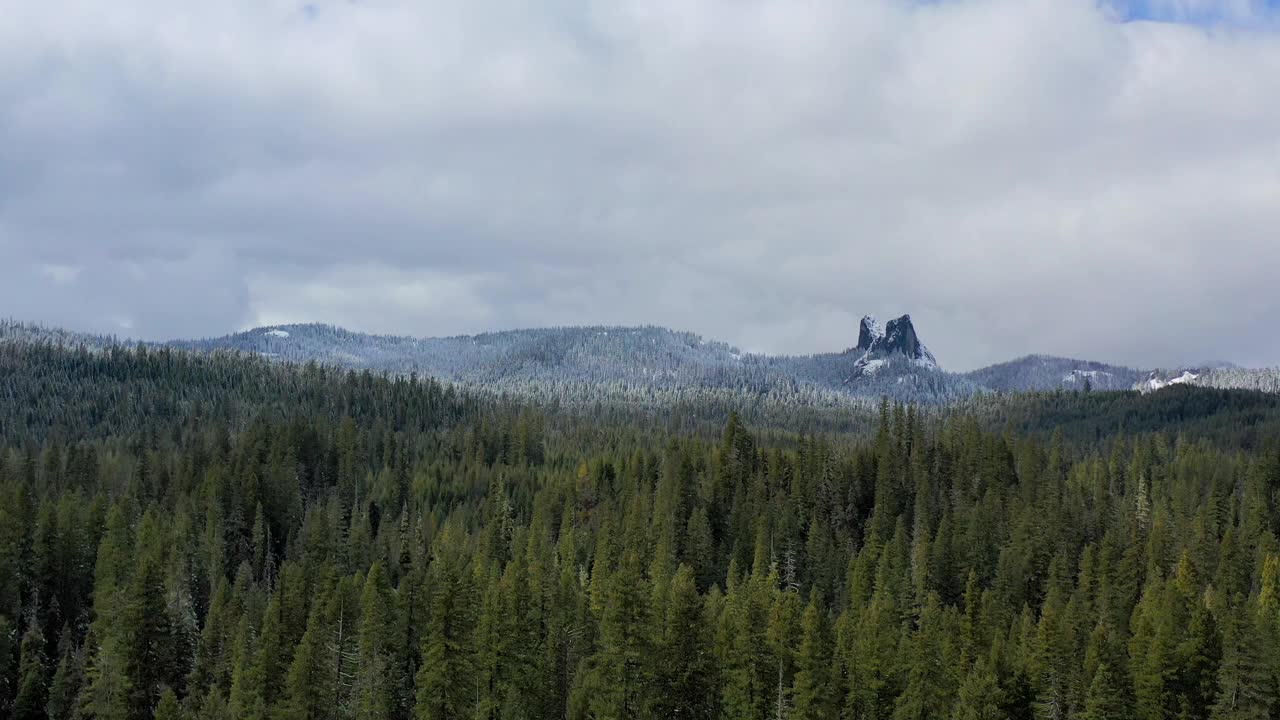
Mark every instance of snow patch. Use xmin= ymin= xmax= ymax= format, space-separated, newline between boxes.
xmin=860 ymin=315 xmax=884 ymax=345
xmin=1141 ymin=371 xmax=1200 ymax=393
xmin=1063 ymin=369 xmax=1113 ymax=383
xmin=860 ymin=358 xmax=887 ymax=374
xmin=264 ymin=329 xmax=290 ymax=338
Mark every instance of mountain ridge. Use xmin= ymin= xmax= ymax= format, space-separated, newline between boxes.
xmin=5 ymin=316 xmax=1277 ymax=403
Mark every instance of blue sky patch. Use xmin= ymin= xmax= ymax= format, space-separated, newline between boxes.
xmin=1106 ymin=0 xmax=1280 ymax=25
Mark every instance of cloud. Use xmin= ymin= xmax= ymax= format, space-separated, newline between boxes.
xmin=2 ymin=0 xmax=1279 ymax=370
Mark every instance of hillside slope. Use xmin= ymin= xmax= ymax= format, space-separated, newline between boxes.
xmin=6 ymin=317 xmax=1278 ymax=404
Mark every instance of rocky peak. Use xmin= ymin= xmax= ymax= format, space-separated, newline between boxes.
xmin=856 ymin=315 xmax=883 ymax=352
xmin=847 ymin=313 xmax=938 ymax=380
xmin=882 ymin=315 xmax=927 ymax=360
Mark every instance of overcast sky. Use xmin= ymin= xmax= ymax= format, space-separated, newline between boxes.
xmin=3 ymin=0 xmax=1279 ymax=370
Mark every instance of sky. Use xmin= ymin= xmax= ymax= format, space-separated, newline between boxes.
xmin=2 ymin=0 xmax=1280 ymax=371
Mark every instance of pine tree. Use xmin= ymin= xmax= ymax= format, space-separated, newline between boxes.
xmin=91 ymin=504 xmax=135 ymax=630
xmin=228 ymin=616 xmax=267 ymax=720
xmin=652 ymin=564 xmax=716 ymax=720
xmin=13 ymin=620 xmax=48 ymax=720
xmin=82 ymin=637 xmax=133 ymax=720
xmin=119 ymin=511 xmax=180 ymax=719
xmin=1175 ymin=601 xmax=1222 ymax=720
xmin=765 ymin=589 xmax=801 ymax=720
xmin=790 ymin=594 xmax=834 ymax=720
xmin=1079 ymin=663 xmax=1127 ymax=720
xmin=1210 ymin=597 xmax=1275 ymax=720
xmin=323 ymin=575 xmax=361 ymax=719
xmin=414 ymin=540 xmax=475 ymax=720
xmin=254 ymin=594 xmax=289 ymax=712
xmin=950 ymin=656 xmax=1003 ymax=720
xmin=276 ymin=605 xmax=332 ymax=720
xmin=893 ymin=594 xmax=955 ymax=720
xmin=196 ymin=688 xmax=233 ymax=720
xmin=1129 ymin=580 xmax=1177 ymax=720
xmin=718 ymin=581 xmax=766 ymax=720
xmin=581 ymin=545 xmax=652 ymax=719
xmin=845 ymin=553 xmax=903 ymax=720
xmin=470 ymin=564 xmax=507 ymax=720
xmin=1031 ymin=584 xmax=1072 ymax=720
xmin=684 ymin=507 xmax=716 ymax=592
xmin=723 ymin=556 xmax=784 ymax=720
xmin=394 ymin=538 xmax=426 ymax=720
xmin=252 ymin=504 xmax=271 ymax=585
xmin=153 ymin=687 xmax=182 ymax=720
xmin=46 ymin=631 xmax=85 ymax=720
xmin=355 ymin=562 xmax=398 ymax=720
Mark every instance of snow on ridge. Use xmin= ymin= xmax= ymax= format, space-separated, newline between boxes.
xmin=1141 ymin=371 xmax=1200 ymax=393
xmin=914 ymin=344 xmax=938 ymax=369
xmin=864 ymin=315 xmax=883 ymax=337
xmin=1063 ymin=369 xmax=1114 ymax=382
xmin=264 ymin=329 xmax=290 ymax=338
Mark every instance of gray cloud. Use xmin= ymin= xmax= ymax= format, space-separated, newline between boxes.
xmin=3 ymin=0 xmax=1280 ymax=370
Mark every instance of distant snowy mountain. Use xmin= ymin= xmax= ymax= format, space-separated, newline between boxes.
xmin=5 ymin=315 xmax=1277 ymax=404
xmin=164 ymin=320 xmax=975 ymax=404
xmin=174 ymin=323 xmax=755 ymax=387
xmin=964 ymin=355 xmax=1144 ymax=392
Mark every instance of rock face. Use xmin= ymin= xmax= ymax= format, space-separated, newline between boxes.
xmin=881 ymin=315 xmax=932 ymax=363
xmin=848 ymin=314 xmax=938 ymax=380
xmin=856 ymin=315 xmax=884 ymax=353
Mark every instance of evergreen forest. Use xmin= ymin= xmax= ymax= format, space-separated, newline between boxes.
xmin=3 ymin=339 xmax=1280 ymax=720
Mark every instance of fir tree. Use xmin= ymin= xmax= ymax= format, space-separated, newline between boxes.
xmin=652 ymin=564 xmax=716 ymax=720
xmin=790 ymin=594 xmax=834 ymax=720
xmin=1210 ymin=597 xmax=1275 ymax=720
xmin=46 ymin=632 xmax=85 ymax=720
xmin=1079 ymin=663 xmax=1128 ymax=720
xmin=13 ymin=620 xmax=47 ymax=720
xmin=950 ymin=656 xmax=1004 ymax=720
xmin=414 ymin=537 xmax=475 ymax=720
xmin=355 ymin=562 xmax=398 ymax=720
xmin=82 ymin=637 xmax=132 ymax=720
xmin=153 ymin=687 xmax=182 ymax=720
xmin=582 ymin=545 xmax=652 ymax=719
xmin=276 ymin=605 xmax=332 ymax=720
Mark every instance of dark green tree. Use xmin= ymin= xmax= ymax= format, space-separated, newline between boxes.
xmin=12 ymin=621 xmax=47 ymax=720
xmin=790 ymin=593 xmax=834 ymax=720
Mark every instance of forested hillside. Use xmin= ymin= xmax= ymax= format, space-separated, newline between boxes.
xmin=7 ymin=318 xmax=1280 ymax=407
xmin=963 ymin=356 xmax=1144 ymax=393
xmin=2 ymin=341 xmax=1280 ymax=719
xmin=172 ymin=322 xmax=987 ymax=405
xmin=0 ymin=319 xmax=1114 ymax=406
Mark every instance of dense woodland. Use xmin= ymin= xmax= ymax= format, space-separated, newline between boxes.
xmin=2 ymin=341 xmax=1280 ymax=719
